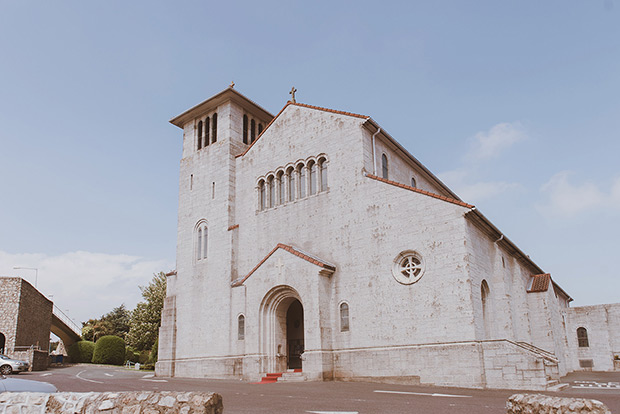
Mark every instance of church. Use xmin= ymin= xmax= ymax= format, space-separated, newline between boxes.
xmin=156 ymin=86 xmax=620 ymax=390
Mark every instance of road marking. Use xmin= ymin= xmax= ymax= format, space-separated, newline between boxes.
xmin=374 ymin=390 xmax=472 ymax=398
xmin=306 ymin=411 xmax=359 ymax=414
xmin=76 ymin=370 xmax=104 ymax=384
xmin=104 ymin=373 xmax=114 ymax=377
xmin=142 ymin=374 xmax=155 ymax=378
xmin=141 ymin=379 xmax=168 ymax=383
xmin=39 ymin=373 xmax=52 ymax=377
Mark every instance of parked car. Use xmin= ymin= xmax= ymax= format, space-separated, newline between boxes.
xmin=0 ymin=355 xmax=30 ymax=375
xmin=0 ymin=375 xmax=57 ymax=393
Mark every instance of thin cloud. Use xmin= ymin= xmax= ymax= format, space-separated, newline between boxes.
xmin=440 ymin=168 xmax=522 ymax=203
xmin=0 ymin=250 xmax=172 ymax=325
xmin=537 ymin=171 xmax=619 ymax=218
xmin=466 ymin=122 xmax=526 ymax=161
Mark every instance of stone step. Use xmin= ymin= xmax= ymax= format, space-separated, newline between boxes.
xmin=278 ymin=371 xmax=306 ymax=382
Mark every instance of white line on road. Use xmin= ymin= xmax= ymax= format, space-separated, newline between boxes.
xmin=306 ymin=411 xmax=359 ymax=414
xmin=39 ymin=373 xmax=52 ymax=377
xmin=142 ymin=374 xmax=155 ymax=378
xmin=104 ymin=373 xmax=114 ymax=377
xmin=76 ymin=370 xmax=104 ymax=384
xmin=141 ymin=379 xmax=168 ymax=383
xmin=374 ymin=390 xmax=472 ymax=398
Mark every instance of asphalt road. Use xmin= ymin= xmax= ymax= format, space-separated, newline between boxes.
xmin=11 ymin=365 xmax=620 ymax=414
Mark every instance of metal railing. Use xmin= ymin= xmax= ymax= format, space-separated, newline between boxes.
xmin=53 ymin=305 xmax=82 ymax=336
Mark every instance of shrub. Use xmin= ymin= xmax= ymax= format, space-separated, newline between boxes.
xmin=67 ymin=341 xmax=95 ymax=363
xmin=140 ymin=363 xmax=155 ymax=371
xmin=149 ymin=338 xmax=158 ymax=363
xmin=125 ymin=346 xmax=139 ymax=363
xmin=92 ymin=335 xmax=126 ymax=365
xmin=139 ymin=350 xmax=150 ymax=364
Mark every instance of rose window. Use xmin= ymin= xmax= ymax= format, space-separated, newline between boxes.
xmin=392 ymin=251 xmax=425 ymax=285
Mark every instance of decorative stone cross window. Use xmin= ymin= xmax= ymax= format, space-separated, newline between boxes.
xmin=392 ymin=251 xmax=425 ymax=285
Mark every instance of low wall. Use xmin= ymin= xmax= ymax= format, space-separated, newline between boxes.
xmin=0 ymin=391 xmax=223 ymax=414
xmin=11 ymin=349 xmax=49 ymax=371
xmin=507 ymin=394 xmax=610 ymax=414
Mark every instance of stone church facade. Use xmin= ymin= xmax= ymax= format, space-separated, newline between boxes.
xmin=156 ymin=87 xmax=619 ymax=389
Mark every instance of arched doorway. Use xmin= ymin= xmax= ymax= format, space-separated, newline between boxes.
xmin=286 ymin=299 xmax=304 ymax=369
xmin=259 ymin=285 xmax=305 ymax=373
xmin=0 ymin=332 xmax=5 ymax=354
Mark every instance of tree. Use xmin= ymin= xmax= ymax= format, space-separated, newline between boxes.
xmin=102 ymin=305 xmax=131 ymax=340
xmin=126 ymin=272 xmax=167 ymax=351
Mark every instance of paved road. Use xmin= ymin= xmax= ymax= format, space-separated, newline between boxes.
xmin=12 ymin=365 xmax=620 ymax=413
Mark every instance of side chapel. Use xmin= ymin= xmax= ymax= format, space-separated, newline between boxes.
xmin=156 ymin=86 xmax=620 ymax=390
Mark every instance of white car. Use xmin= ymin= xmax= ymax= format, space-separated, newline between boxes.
xmin=0 ymin=355 xmax=30 ymax=375
xmin=0 ymin=375 xmax=57 ymax=393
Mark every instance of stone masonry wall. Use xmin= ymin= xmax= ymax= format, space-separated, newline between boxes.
xmin=15 ymin=278 xmax=53 ymax=352
xmin=0 ymin=277 xmax=21 ymax=354
xmin=0 ymin=392 xmax=223 ymax=414
xmin=507 ymin=394 xmax=611 ymax=414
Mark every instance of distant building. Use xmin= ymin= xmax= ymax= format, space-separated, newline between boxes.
xmin=157 ymin=87 xmax=620 ymax=389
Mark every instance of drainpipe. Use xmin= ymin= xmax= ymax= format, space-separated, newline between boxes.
xmin=372 ymin=127 xmax=381 ymax=176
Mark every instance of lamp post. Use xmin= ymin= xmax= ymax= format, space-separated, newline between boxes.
xmin=13 ymin=266 xmax=38 ymax=288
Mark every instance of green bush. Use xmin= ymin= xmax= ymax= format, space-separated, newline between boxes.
xmin=92 ymin=335 xmax=126 ymax=365
xmin=125 ymin=346 xmax=139 ymax=363
xmin=139 ymin=350 xmax=150 ymax=364
xmin=140 ymin=363 xmax=155 ymax=371
xmin=67 ymin=341 xmax=95 ymax=363
xmin=149 ymin=338 xmax=158 ymax=363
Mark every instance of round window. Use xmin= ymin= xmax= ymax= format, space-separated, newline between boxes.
xmin=392 ymin=251 xmax=425 ymax=285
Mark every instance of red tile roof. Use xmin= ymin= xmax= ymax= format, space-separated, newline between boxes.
xmin=227 ymin=224 xmax=239 ymax=231
xmin=366 ymin=174 xmax=474 ymax=209
xmin=528 ymin=273 xmax=551 ymax=293
xmin=236 ymin=101 xmax=369 ymax=158
xmin=231 ymin=243 xmax=336 ymax=287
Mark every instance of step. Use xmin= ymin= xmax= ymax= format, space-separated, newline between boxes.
xmin=278 ymin=371 xmax=306 ymax=382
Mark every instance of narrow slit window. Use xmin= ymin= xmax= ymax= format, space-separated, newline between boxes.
xmin=259 ymin=180 xmax=265 ymax=210
xmin=299 ymin=165 xmax=306 ymax=198
xmin=319 ymin=158 xmax=328 ymax=191
xmin=382 ymin=153 xmax=388 ymax=179
xmin=197 ymin=121 xmax=203 ymax=150
xmin=238 ymin=315 xmax=245 ymax=340
xmin=268 ymin=176 xmax=275 ymax=208
xmin=197 ymin=228 xmax=202 ymax=260
xmin=202 ymin=226 xmax=208 ymax=259
xmin=251 ymin=119 xmax=256 ymax=143
xmin=309 ymin=161 xmax=317 ymax=195
xmin=212 ymin=113 xmax=217 ymax=143
xmin=258 ymin=123 xmax=263 ymax=134
xmin=243 ymin=115 xmax=248 ymax=144
xmin=411 ymin=177 xmax=416 ymax=188
xmin=205 ymin=117 xmax=210 ymax=146
xmin=340 ymin=302 xmax=350 ymax=332
xmin=278 ymin=171 xmax=285 ymax=205
xmin=288 ymin=168 xmax=295 ymax=202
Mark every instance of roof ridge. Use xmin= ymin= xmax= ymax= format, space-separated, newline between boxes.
xmin=366 ymin=173 xmax=474 ymax=209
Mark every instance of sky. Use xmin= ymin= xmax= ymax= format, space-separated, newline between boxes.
xmin=0 ymin=1 xmax=619 ymax=326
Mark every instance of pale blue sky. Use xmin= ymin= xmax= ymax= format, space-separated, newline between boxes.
xmin=1 ymin=1 xmax=618 ymax=323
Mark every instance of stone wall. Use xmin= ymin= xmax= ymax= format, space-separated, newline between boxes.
xmin=0 ymin=391 xmax=223 ymax=414
xmin=12 ymin=349 xmax=49 ymax=371
xmin=507 ymin=394 xmax=610 ymax=414
xmin=0 ymin=277 xmax=21 ymax=354
xmin=16 ymin=278 xmax=53 ymax=352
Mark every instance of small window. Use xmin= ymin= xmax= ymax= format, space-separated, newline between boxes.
xmin=197 ymin=121 xmax=203 ymax=150
xmin=205 ymin=117 xmax=210 ymax=146
xmin=258 ymin=123 xmax=264 ymax=134
xmin=319 ymin=158 xmax=328 ymax=191
xmin=299 ymin=165 xmax=306 ymax=198
xmin=212 ymin=113 xmax=217 ymax=143
xmin=258 ymin=180 xmax=266 ymax=210
xmin=238 ymin=315 xmax=245 ymax=340
xmin=577 ymin=327 xmax=589 ymax=348
xmin=287 ymin=167 xmax=295 ymax=202
xmin=195 ymin=222 xmax=208 ymax=260
xmin=391 ymin=251 xmax=424 ymax=285
xmin=410 ymin=177 xmax=416 ymax=188
xmin=340 ymin=302 xmax=350 ymax=332
xmin=309 ymin=161 xmax=317 ymax=195
xmin=251 ymin=119 xmax=256 ymax=143
xmin=243 ymin=115 xmax=248 ymax=144
xmin=268 ymin=176 xmax=275 ymax=208
xmin=381 ymin=154 xmax=388 ymax=179
xmin=277 ymin=171 xmax=285 ymax=205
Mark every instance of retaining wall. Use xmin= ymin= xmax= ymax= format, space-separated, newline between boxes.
xmin=507 ymin=394 xmax=610 ymax=414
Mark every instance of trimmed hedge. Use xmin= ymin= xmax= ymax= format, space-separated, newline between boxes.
xmin=92 ymin=335 xmax=126 ymax=365
xmin=67 ymin=341 xmax=95 ymax=363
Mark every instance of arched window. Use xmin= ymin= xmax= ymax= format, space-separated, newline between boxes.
xmin=197 ymin=121 xmax=203 ymax=150
xmin=268 ymin=176 xmax=275 ymax=208
xmin=577 ymin=327 xmax=589 ymax=348
xmin=196 ymin=223 xmax=208 ymax=260
xmin=258 ymin=180 xmax=266 ymax=210
xmin=277 ymin=171 xmax=285 ymax=205
xmin=309 ymin=160 xmax=317 ymax=195
xmin=481 ymin=280 xmax=490 ymax=339
xmin=287 ymin=167 xmax=295 ymax=202
xmin=205 ymin=117 xmax=210 ymax=146
xmin=298 ymin=164 xmax=306 ymax=198
xmin=340 ymin=302 xmax=350 ymax=332
xmin=258 ymin=123 xmax=264 ymax=134
xmin=238 ymin=315 xmax=245 ymax=340
xmin=319 ymin=157 xmax=328 ymax=191
xmin=411 ymin=177 xmax=416 ymax=188
xmin=250 ymin=119 xmax=256 ymax=143
xmin=381 ymin=153 xmax=389 ymax=179
xmin=212 ymin=113 xmax=218 ymax=143
xmin=243 ymin=115 xmax=248 ymax=144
